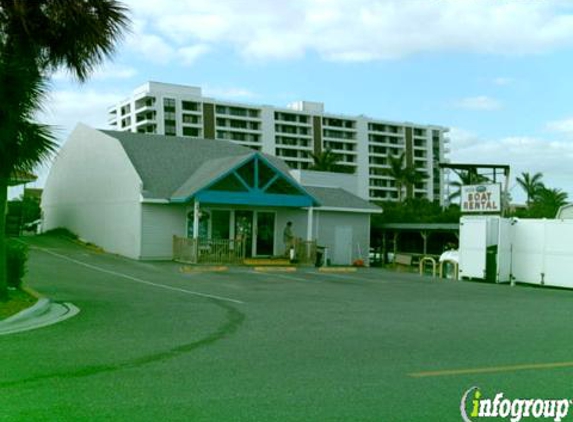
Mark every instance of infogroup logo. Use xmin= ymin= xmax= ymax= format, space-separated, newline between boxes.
xmin=460 ymin=387 xmax=572 ymax=422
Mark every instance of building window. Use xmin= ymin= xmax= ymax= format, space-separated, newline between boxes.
xmin=182 ymin=101 xmax=200 ymax=111
xmin=182 ymin=127 xmax=200 ymax=137
xmin=163 ymin=98 xmax=176 ymax=113
xmin=165 ymin=121 xmax=176 ymax=136
xmin=182 ymin=114 xmax=200 ymax=124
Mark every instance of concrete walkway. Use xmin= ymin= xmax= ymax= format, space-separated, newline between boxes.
xmin=0 ymin=297 xmax=80 ymax=336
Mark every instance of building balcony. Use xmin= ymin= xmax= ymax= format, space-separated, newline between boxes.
xmin=275 ymin=130 xmax=312 ymax=138
xmin=322 ymin=125 xmax=356 ymax=132
xmin=368 ymin=151 xmax=388 ymax=158
xmin=274 ymin=143 xmax=312 ymax=151
xmin=274 ymin=120 xmax=312 ymax=128
xmin=368 ymin=138 xmax=405 ymax=147
xmin=181 ymin=121 xmax=203 ymax=128
xmin=275 ymin=155 xmax=313 ymax=163
xmin=329 ymin=148 xmax=357 ymax=155
xmin=367 ymin=129 xmax=404 ymax=137
xmin=215 ymin=126 xmax=262 ymax=134
xmin=134 ymin=118 xmax=157 ymax=127
xmin=368 ymin=174 xmax=392 ymax=180
xmin=368 ymin=163 xmax=391 ymax=169
xmin=323 ymin=135 xmax=357 ymax=142
xmin=215 ymin=111 xmax=261 ymax=121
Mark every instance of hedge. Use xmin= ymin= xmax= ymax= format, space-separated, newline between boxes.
xmin=6 ymin=241 xmax=28 ymax=288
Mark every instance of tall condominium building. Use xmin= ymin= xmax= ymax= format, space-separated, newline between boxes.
xmin=108 ymin=82 xmax=450 ymax=203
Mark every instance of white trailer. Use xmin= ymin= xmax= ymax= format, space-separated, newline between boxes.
xmin=458 ymin=216 xmax=512 ymax=283
xmin=459 ymin=216 xmax=573 ymax=288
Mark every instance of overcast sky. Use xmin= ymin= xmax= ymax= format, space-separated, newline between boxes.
xmin=21 ymin=0 xmax=573 ymax=203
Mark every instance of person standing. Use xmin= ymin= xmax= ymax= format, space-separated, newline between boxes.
xmin=283 ymin=221 xmax=294 ymax=256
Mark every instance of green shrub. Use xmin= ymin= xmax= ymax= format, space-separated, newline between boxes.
xmin=6 ymin=241 xmax=28 ymax=288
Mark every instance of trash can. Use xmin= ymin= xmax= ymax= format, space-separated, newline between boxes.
xmin=485 ymin=245 xmax=498 ymax=283
xmin=315 ymin=246 xmax=325 ymax=267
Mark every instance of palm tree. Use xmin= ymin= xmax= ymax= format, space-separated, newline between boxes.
xmin=404 ymin=166 xmax=428 ymax=200
xmin=539 ymin=187 xmax=568 ymax=206
xmin=448 ymin=170 xmax=490 ymax=202
xmin=0 ymin=1 xmax=130 ymax=300
xmin=386 ymin=153 xmax=408 ymax=202
xmin=309 ymin=148 xmax=355 ymax=173
xmin=386 ymin=152 xmax=427 ymax=202
xmin=516 ymin=172 xmax=544 ymax=207
xmin=310 ymin=149 xmax=340 ymax=171
xmin=529 ymin=187 xmax=568 ymax=218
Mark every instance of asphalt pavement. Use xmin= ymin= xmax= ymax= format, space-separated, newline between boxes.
xmin=3 ymin=234 xmax=573 ymax=422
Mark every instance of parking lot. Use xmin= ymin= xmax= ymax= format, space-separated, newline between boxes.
xmin=3 ymin=234 xmax=573 ymax=421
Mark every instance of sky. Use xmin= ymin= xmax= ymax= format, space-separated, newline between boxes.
xmin=18 ymin=0 xmax=573 ymax=203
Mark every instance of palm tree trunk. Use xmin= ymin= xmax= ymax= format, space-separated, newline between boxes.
xmin=0 ymin=179 xmax=8 ymax=300
xmin=397 ymin=182 xmax=403 ymax=202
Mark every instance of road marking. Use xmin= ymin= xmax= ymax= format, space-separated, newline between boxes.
xmin=33 ymin=247 xmax=245 ymax=305
xmin=409 ymin=361 xmax=573 ymax=378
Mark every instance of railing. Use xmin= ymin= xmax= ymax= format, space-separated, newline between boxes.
xmin=419 ymin=257 xmax=437 ymax=277
xmin=173 ymin=236 xmax=246 ymax=264
xmin=293 ymin=239 xmax=317 ymax=266
xmin=174 ymin=236 xmax=317 ymax=265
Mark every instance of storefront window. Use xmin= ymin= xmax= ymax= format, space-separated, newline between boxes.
xmin=187 ymin=210 xmax=210 ymax=239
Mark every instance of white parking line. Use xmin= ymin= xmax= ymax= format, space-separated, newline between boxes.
xmin=34 ymin=247 xmax=245 ymax=305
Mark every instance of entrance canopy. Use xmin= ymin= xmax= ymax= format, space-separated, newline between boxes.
xmin=171 ymin=153 xmax=319 ymax=207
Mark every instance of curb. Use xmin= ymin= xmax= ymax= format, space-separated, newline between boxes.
xmin=253 ymin=266 xmax=297 ymax=272
xmin=180 ymin=265 xmax=229 ymax=273
xmin=0 ymin=297 xmax=51 ymax=326
xmin=318 ymin=267 xmax=358 ymax=273
xmin=0 ymin=301 xmax=80 ymax=336
xmin=22 ymin=285 xmax=44 ymax=299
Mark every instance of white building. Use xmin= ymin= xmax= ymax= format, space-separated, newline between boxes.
xmin=108 ymin=82 xmax=450 ymax=204
xmin=43 ymin=124 xmax=381 ymax=264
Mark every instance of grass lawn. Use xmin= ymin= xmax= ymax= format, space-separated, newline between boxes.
xmin=0 ymin=288 xmax=37 ymax=320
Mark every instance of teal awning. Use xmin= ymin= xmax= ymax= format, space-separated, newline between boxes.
xmin=171 ymin=153 xmax=319 ymax=208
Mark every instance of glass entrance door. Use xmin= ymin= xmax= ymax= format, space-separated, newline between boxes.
xmin=255 ymin=212 xmax=275 ymax=256
xmin=235 ymin=210 xmax=253 ymax=258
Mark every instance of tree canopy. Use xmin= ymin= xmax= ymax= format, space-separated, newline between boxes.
xmin=309 ymin=148 xmax=355 ymax=174
xmin=0 ymin=0 xmax=130 ymax=300
xmin=386 ymin=152 xmax=427 ymax=202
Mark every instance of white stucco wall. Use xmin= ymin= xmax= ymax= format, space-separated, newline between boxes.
xmin=140 ymin=204 xmax=187 ymax=259
xmin=277 ymin=209 xmax=371 ymax=265
xmin=315 ymin=211 xmax=371 ymax=266
xmin=42 ymin=124 xmax=143 ymax=259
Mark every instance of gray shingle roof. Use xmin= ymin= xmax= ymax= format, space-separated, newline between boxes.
xmin=102 ymin=130 xmax=303 ymax=200
xmin=99 ymin=130 xmax=378 ymax=213
xmin=302 ymin=186 xmax=382 ymax=213
xmin=171 ymin=154 xmax=253 ymax=200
